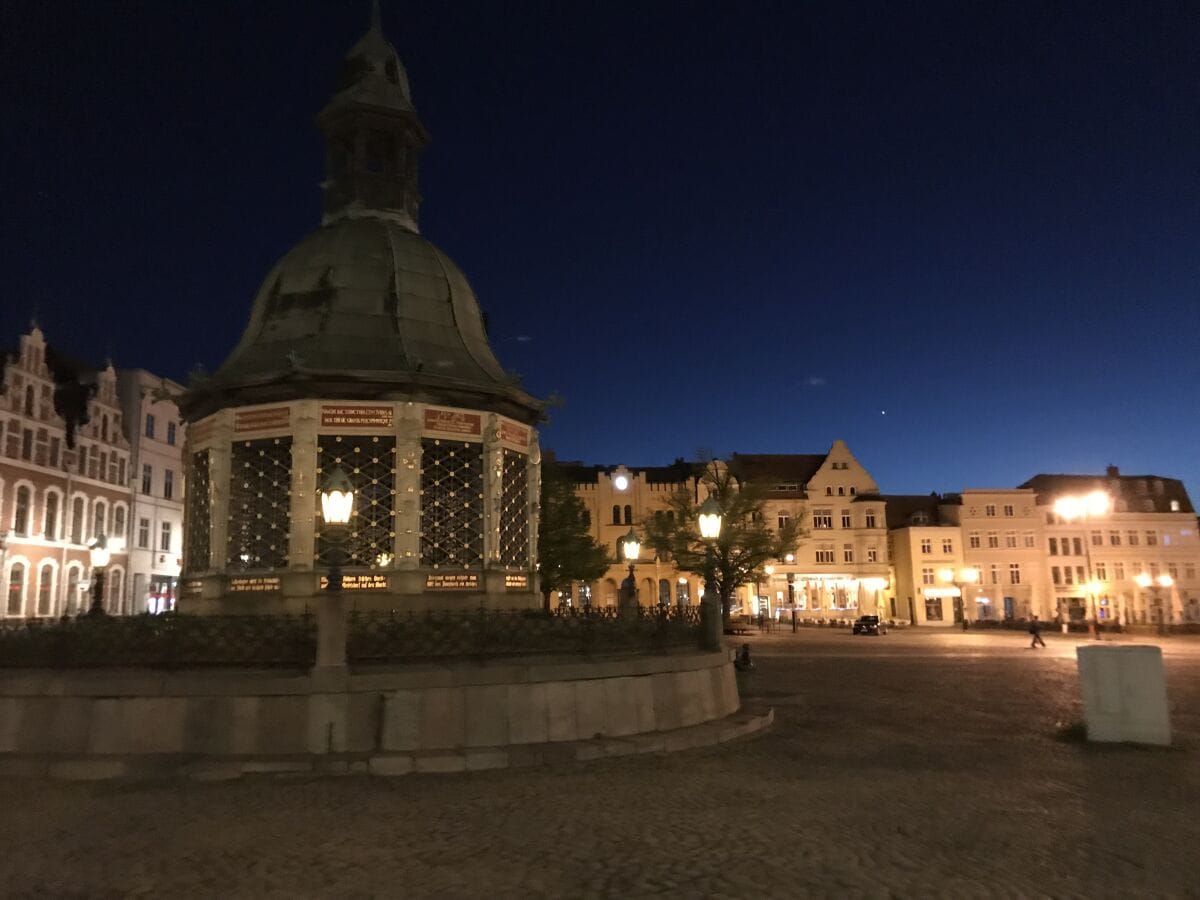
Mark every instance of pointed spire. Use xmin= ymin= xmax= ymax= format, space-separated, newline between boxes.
xmin=370 ymin=0 xmax=382 ymax=32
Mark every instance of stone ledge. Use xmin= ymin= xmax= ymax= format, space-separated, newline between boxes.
xmin=0 ymin=707 xmax=773 ymax=782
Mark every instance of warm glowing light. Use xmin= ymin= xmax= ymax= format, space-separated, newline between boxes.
xmin=621 ymin=528 xmax=640 ymax=563
xmin=613 ymin=474 xmax=629 ymax=491
xmin=678 ymin=577 xmax=688 ymax=585
xmin=1135 ymin=572 xmax=1153 ymax=588
xmin=320 ymin=466 xmax=355 ymax=525
xmin=764 ymin=565 xmax=775 ymax=576
xmin=698 ymin=496 xmax=723 ymax=540
xmin=863 ymin=577 xmax=888 ymax=591
xmin=1157 ymin=574 xmax=1174 ymax=588
xmin=376 ymin=552 xmax=394 ymax=568
xmin=1054 ymin=491 xmax=1112 ymax=521
xmin=784 ymin=553 xmax=795 ymax=563
xmin=959 ymin=567 xmax=980 ymax=584
xmin=89 ymin=534 xmax=110 ymax=569
xmin=937 ymin=567 xmax=956 ymax=583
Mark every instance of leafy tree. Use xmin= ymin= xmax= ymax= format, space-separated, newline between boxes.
xmin=537 ymin=462 xmax=611 ymax=613
xmin=640 ymin=457 xmax=803 ymax=624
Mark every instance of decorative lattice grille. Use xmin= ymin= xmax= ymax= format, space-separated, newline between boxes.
xmin=420 ymin=438 xmax=483 ymax=568
xmin=227 ymin=437 xmax=292 ymax=570
xmin=315 ymin=435 xmax=397 ymax=567
xmin=184 ymin=450 xmax=212 ymax=574
xmin=499 ymin=448 xmax=529 ymax=567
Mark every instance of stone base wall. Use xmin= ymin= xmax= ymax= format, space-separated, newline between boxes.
xmin=0 ymin=652 xmax=737 ymax=761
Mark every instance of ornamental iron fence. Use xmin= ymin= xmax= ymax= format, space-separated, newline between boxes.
xmin=0 ymin=614 xmax=316 ymax=669
xmin=348 ymin=605 xmax=702 ymax=664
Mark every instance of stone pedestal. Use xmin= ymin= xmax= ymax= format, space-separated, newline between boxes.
xmin=316 ymin=593 xmax=347 ymax=670
xmin=1076 ymin=645 xmax=1171 ymax=745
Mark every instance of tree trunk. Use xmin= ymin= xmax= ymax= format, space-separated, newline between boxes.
xmin=541 ymin=590 xmax=552 ymax=615
xmin=721 ymin=594 xmax=733 ymax=626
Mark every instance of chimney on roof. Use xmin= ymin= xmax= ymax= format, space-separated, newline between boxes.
xmin=1106 ymin=465 xmax=1120 ymax=478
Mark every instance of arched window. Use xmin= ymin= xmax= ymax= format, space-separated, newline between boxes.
xmin=113 ymin=506 xmax=126 ymax=540
xmin=825 ymin=486 xmax=833 ymax=496
xmin=13 ymin=486 xmax=31 ymax=535
xmin=93 ymin=500 xmax=107 ymax=539
xmin=36 ymin=565 xmax=53 ymax=617
xmin=43 ymin=491 xmax=59 ymax=541
xmin=71 ymin=497 xmax=85 ymax=544
xmin=612 ymin=505 xmax=621 ymax=525
xmin=7 ymin=563 xmax=26 ymax=616
xmin=623 ymin=505 xmax=632 ymax=525
xmin=838 ymin=486 xmax=845 ymax=496
xmin=66 ymin=567 xmax=80 ymax=616
xmin=658 ymin=579 xmax=671 ymax=605
xmin=23 ymin=385 xmax=34 ymax=416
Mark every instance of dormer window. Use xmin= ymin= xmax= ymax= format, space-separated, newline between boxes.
xmin=911 ymin=511 xmax=930 ymax=525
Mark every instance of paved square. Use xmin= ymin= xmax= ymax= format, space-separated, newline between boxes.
xmin=1 ymin=629 xmax=1197 ymax=897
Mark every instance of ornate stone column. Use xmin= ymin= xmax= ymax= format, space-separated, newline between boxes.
xmin=288 ymin=400 xmax=319 ymax=571
xmin=482 ymin=414 xmax=503 ymax=568
xmin=205 ymin=410 xmax=233 ymax=572
xmin=527 ymin=432 xmax=542 ymax=587
xmin=394 ymin=402 xmax=422 ymax=569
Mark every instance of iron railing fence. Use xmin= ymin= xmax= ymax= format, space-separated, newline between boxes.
xmin=0 ymin=606 xmax=705 ymax=669
xmin=348 ymin=605 xmax=704 ymax=664
xmin=0 ymin=613 xmax=317 ymax=669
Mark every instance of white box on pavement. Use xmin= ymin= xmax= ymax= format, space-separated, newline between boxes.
xmin=1076 ymin=645 xmax=1171 ymax=746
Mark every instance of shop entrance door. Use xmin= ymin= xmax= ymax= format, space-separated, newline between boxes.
xmin=952 ymin=597 xmax=964 ymax=623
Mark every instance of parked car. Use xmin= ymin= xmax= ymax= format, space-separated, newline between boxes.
xmin=852 ymin=615 xmax=886 ymax=635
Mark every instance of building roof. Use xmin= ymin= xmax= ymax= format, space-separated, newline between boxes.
xmin=546 ymin=458 xmax=698 ymax=486
xmin=730 ymin=453 xmax=827 ymax=492
xmin=875 ymin=494 xmax=950 ymax=529
xmin=1019 ymin=471 xmax=1195 ymax=514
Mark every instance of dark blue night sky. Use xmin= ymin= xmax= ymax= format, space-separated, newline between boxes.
xmin=3 ymin=1 xmax=1197 ymax=495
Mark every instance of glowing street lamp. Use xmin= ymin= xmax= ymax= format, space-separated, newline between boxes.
xmin=618 ymin=527 xmax=641 ymax=611
xmin=698 ymin=496 xmax=723 ymax=540
xmin=697 ymin=496 xmax=723 ymax=650
xmin=320 ymin=466 xmax=355 ymax=592
xmin=1052 ymin=491 xmax=1112 ymax=637
xmin=87 ymin=533 xmax=110 ymax=617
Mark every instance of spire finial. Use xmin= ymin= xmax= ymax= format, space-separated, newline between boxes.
xmin=370 ymin=0 xmax=382 ymax=32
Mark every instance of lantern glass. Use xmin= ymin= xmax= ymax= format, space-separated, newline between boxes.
xmin=698 ymin=496 xmax=723 ymax=540
xmin=621 ymin=529 xmax=640 ymax=563
xmin=89 ymin=534 xmax=110 ymax=568
xmin=320 ymin=467 xmax=355 ymax=526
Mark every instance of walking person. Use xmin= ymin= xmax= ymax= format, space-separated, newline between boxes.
xmin=1029 ymin=615 xmax=1046 ymax=649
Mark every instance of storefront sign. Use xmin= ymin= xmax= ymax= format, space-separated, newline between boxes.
xmin=321 ymin=404 xmax=394 ymax=428
xmin=424 ymin=408 xmax=481 ymax=437
xmin=318 ymin=574 xmax=389 ymax=591
xmin=228 ymin=576 xmax=282 ymax=593
xmin=234 ymin=406 xmax=290 ymax=432
xmin=425 ymin=573 xmax=480 ymax=591
xmin=499 ymin=421 xmax=529 ymax=448
xmin=505 ymin=574 xmax=529 ymax=589
xmin=181 ymin=579 xmax=204 ymax=599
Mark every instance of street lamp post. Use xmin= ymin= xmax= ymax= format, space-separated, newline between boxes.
xmin=318 ymin=466 xmax=355 ymax=670
xmin=619 ymin=527 xmax=641 ymax=614
xmin=1053 ymin=491 xmax=1111 ymax=638
xmin=1136 ymin=572 xmax=1175 ymax=634
xmin=698 ymin=496 xmax=723 ymax=651
xmin=87 ymin=534 xmax=110 ymax=617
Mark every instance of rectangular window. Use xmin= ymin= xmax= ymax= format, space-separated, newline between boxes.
xmin=1003 ymin=505 xmax=1014 ymax=517
xmin=49 ymin=437 xmax=60 ymax=467
xmin=1009 ymin=563 xmax=1021 ymax=584
xmin=985 ymin=505 xmax=996 ymax=517
xmin=867 ymin=547 xmax=878 ymax=563
xmin=1149 ymin=562 xmax=1160 ymax=578
xmin=990 ymin=564 xmax=1000 ymax=585
xmin=1052 ymin=566 xmax=1062 ymax=585
xmin=1127 ymin=531 xmax=1139 ymax=546
xmin=163 ymin=469 xmax=174 ymax=500
xmin=1090 ymin=530 xmax=1102 ymax=546
xmin=920 ymin=538 xmax=932 ymax=554
xmin=777 ymin=513 xmax=790 ymax=530
xmin=942 ymin=538 xmax=953 ymax=554
xmin=1005 ymin=531 xmax=1017 ymax=548
xmin=142 ymin=464 xmax=153 ymax=494
xmin=138 ymin=518 xmax=150 ymax=549
xmin=969 ymin=532 xmax=980 ymax=549
xmin=843 ymin=544 xmax=854 ymax=563
xmin=921 ymin=567 xmax=935 ymax=585
xmin=167 ymin=422 xmax=177 ymax=446
xmin=841 ymin=511 xmax=851 ymax=528
xmin=1114 ymin=562 xmax=1125 ymax=581
xmin=1070 ymin=537 xmax=1081 ymax=556
xmin=865 ymin=512 xmax=877 ymax=529
xmin=145 ymin=414 xmax=156 ymax=439
xmin=925 ymin=596 xmax=943 ymax=621
xmin=117 ymin=458 xmax=125 ymax=486
xmin=1145 ymin=531 xmax=1157 ymax=546
xmin=1186 ymin=564 xmax=1196 ymax=581
xmin=1095 ymin=563 xmax=1107 ymax=581
xmin=1063 ymin=566 xmax=1074 ymax=585
xmin=1109 ymin=530 xmax=1120 ymax=546
xmin=1076 ymin=566 xmax=1086 ymax=584
xmin=1168 ymin=563 xmax=1178 ymax=580
xmin=987 ymin=532 xmax=999 ymax=549
xmin=1023 ymin=532 xmax=1035 ymax=548
xmin=160 ymin=521 xmax=172 ymax=552
xmin=813 ymin=510 xmax=832 ymax=529
xmin=815 ymin=549 xmax=835 ymax=564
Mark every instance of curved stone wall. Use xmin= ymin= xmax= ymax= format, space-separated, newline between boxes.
xmin=0 ymin=651 xmax=740 ymax=776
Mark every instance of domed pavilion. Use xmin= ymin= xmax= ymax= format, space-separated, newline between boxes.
xmin=178 ymin=10 xmax=542 ymax=613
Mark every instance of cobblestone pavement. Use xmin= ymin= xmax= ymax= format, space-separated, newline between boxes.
xmin=2 ymin=629 xmax=1199 ymax=898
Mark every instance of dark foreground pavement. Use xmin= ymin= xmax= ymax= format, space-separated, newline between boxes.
xmin=1 ymin=629 xmax=1197 ymax=898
